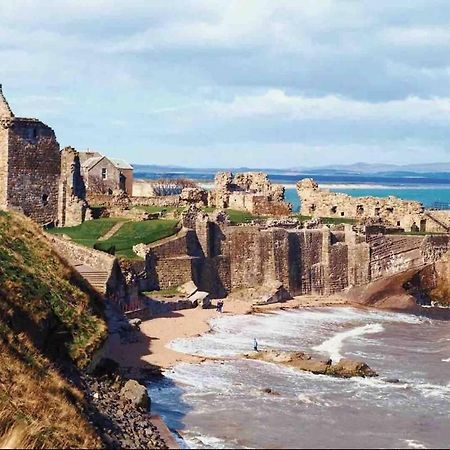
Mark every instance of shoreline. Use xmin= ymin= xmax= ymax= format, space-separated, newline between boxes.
xmin=107 ymin=292 xmax=354 ymax=372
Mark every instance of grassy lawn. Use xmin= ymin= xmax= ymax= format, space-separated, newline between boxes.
xmin=48 ymin=217 xmax=179 ymax=259
xmin=99 ymin=219 xmax=179 ymax=259
xmin=226 ymin=209 xmax=262 ymax=224
xmin=321 ymin=216 xmax=357 ymax=225
xmin=133 ymin=205 xmax=186 ymax=215
xmin=47 ymin=218 xmax=125 ymax=247
xmin=142 ymin=287 xmax=180 ymax=298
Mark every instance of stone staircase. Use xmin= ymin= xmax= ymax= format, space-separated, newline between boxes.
xmin=74 ymin=263 xmax=110 ymax=294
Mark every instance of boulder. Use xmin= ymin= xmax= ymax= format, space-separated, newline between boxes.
xmin=120 ymin=380 xmax=150 ymax=410
xmin=254 ymin=282 xmax=292 ymax=306
xmin=329 ymin=359 xmax=378 ymax=378
xmin=178 ymin=280 xmax=198 ymax=297
xmin=189 ymin=290 xmax=211 ymax=309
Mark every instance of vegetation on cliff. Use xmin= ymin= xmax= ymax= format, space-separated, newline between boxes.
xmin=0 ymin=211 xmax=106 ymax=448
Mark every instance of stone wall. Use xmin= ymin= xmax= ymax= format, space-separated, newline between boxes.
xmin=137 ymin=210 xmax=450 ymax=299
xmin=0 ymin=124 xmax=8 ymax=208
xmin=2 ymin=118 xmax=61 ymax=225
xmin=130 ymin=195 xmax=181 ymax=207
xmin=209 ymin=171 xmax=291 ymax=216
xmin=297 ymin=178 xmax=424 ymax=229
xmin=58 ymin=147 xmax=89 ymax=227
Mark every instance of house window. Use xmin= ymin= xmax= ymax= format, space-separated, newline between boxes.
xmin=102 ymin=168 xmax=108 ymax=180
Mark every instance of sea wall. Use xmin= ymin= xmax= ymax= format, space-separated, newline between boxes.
xmin=138 ymin=216 xmax=450 ymax=298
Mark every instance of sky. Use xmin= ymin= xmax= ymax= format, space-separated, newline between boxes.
xmin=1 ymin=0 xmax=450 ymax=168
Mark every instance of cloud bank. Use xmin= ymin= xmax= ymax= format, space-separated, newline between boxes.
xmin=1 ymin=0 xmax=450 ymax=167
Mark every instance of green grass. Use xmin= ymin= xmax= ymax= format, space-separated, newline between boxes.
xmin=48 ymin=217 xmax=180 ymax=259
xmin=143 ymin=287 xmax=180 ymax=297
xmin=47 ymin=218 xmax=124 ymax=247
xmin=321 ymin=216 xmax=357 ymax=225
xmin=100 ymin=219 xmax=180 ymax=258
xmin=133 ymin=205 xmax=186 ymax=215
xmin=226 ymin=209 xmax=263 ymax=224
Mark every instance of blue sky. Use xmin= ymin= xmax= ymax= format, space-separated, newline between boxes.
xmin=1 ymin=0 xmax=450 ymax=168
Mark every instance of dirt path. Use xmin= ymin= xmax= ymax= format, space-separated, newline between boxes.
xmin=98 ymin=221 xmax=126 ymax=241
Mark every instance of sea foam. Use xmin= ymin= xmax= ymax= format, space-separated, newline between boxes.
xmin=312 ymin=323 xmax=384 ymax=362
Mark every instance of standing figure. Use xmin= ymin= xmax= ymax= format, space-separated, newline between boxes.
xmin=253 ymin=338 xmax=259 ymax=352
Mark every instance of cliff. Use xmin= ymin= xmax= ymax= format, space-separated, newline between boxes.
xmin=0 ymin=211 xmax=106 ymax=448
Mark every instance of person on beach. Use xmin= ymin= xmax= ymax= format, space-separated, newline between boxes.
xmin=253 ymin=338 xmax=259 ymax=352
xmin=216 ymin=300 xmax=224 ymax=313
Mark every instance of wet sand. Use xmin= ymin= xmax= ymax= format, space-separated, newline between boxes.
xmin=111 ymin=293 xmax=352 ymax=370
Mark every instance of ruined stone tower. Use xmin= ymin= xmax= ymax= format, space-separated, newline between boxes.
xmin=0 ymin=84 xmax=61 ymax=225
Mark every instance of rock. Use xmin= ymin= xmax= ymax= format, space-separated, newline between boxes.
xmin=188 ymin=290 xmax=211 ymax=309
xmin=133 ymin=243 xmax=149 ymax=258
xmin=254 ymin=282 xmax=292 ymax=306
xmin=178 ymin=280 xmax=198 ymax=297
xmin=329 ymin=359 xmax=378 ymax=378
xmin=383 ymin=378 xmax=401 ymax=384
xmin=120 ymin=380 xmax=151 ymax=410
xmin=247 ymin=350 xmax=377 ymax=378
xmin=89 ymin=358 xmax=120 ymax=378
xmin=129 ymin=318 xmax=142 ymax=330
xmin=262 ymin=388 xmax=280 ymax=396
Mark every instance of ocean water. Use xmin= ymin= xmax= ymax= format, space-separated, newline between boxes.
xmin=285 ymin=186 xmax=450 ymax=213
xmin=134 ymin=168 xmax=450 ymax=212
xmin=148 ymin=308 xmax=450 ymax=449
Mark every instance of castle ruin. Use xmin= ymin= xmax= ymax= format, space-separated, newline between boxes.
xmin=208 ymin=172 xmax=292 ymax=216
xmin=126 ymin=209 xmax=450 ymax=299
xmin=0 ymin=85 xmax=87 ymax=227
xmin=297 ymin=178 xmax=450 ymax=234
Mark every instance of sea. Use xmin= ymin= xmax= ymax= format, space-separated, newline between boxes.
xmin=134 ymin=167 xmax=450 ymax=212
xmin=148 ymin=307 xmax=450 ymax=449
xmin=141 ymin=167 xmax=450 ymax=448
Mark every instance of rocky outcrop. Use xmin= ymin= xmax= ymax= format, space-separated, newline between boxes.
xmin=83 ymin=372 xmax=167 ymax=449
xmin=247 ymin=350 xmax=377 ymax=378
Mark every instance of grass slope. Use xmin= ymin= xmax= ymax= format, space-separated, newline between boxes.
xmin=0 ymin=211 xmax=106 ymax=448
xmin=49 ymin=217 xmax=179 ymax=259
xmin=100 ymin=219 xmax=179 ymax=258
xmin=48 ymin=217 xmax=124 ymax=247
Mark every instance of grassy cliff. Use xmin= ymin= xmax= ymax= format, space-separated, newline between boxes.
xmin=0 ymin=211 xmax=106 ymax=448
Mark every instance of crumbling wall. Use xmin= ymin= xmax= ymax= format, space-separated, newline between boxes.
xmin=297 ymin=178 xmax=424 ymax=229
xmin=5 ymin=118 xmax=61 ymax=225
xmin=209 ymin=171 xmax=291 ymax=216
xmin=58 ymin=147 xmax=88 ymax=227
xmin=0 ymin=124 xmax=8 ymax=208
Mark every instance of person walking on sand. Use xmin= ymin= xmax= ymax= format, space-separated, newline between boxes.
xmin=253 ymin=338 xmax=259 ymax=352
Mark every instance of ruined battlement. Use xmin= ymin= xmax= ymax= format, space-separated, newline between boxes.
xmin=0 ymin=86 xmax=87 ymax=226
xmin=296 ymin=178 xmax=450 ymax=234
xmin=133 ymin=210 xmax=450 ymax=298
xmin=209 ymin=171 xmax=291 ymax=216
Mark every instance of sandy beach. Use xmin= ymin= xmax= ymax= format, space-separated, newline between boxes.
xmin=107 ymin=292 xmax=352 ymax=371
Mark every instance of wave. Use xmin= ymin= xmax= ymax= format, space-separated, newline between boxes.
xmin=312 ymin=323 xmax=384 ymax=362
xmin=404 ymin=439 xmax=427 ymax=449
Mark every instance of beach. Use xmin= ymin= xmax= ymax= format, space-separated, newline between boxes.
xmin=107 ymin=292 xmax=352 ymax=371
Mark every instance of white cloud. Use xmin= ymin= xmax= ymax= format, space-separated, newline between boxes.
xmin=1 ymin=0 xmax=450 ymax=166
xmin=173 ymin=90 xmax=450 ymax=124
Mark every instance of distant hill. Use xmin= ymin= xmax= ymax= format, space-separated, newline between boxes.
xmin=133 ymin=162 xmax=450 ymax=176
